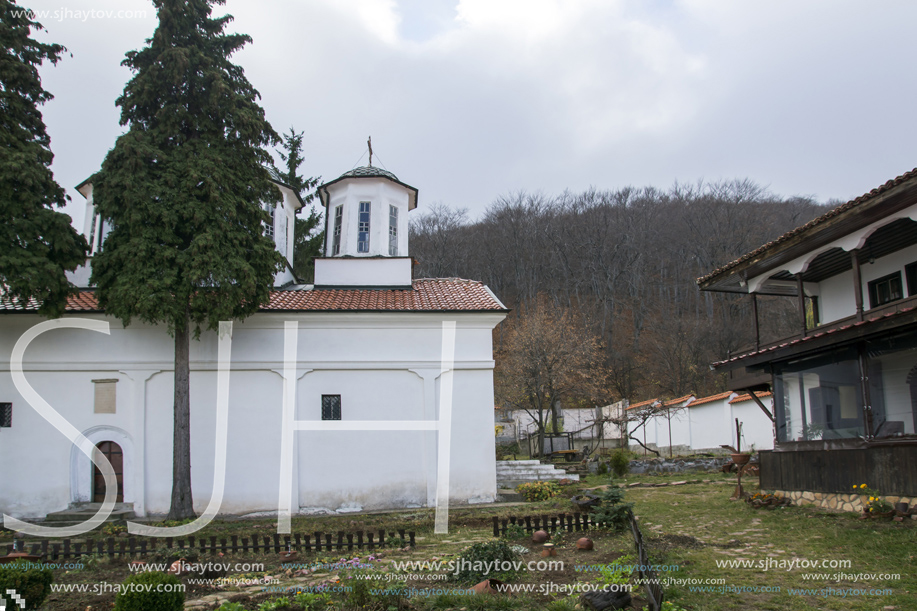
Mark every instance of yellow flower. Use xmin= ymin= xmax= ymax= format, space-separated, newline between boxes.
xmin=860 ymin=484 xmax=867 ymax=489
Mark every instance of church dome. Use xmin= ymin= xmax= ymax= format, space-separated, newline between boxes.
xmin=337 ymin=166 xmax=400 ymax=181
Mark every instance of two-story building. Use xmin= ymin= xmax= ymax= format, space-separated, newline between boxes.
xmin=697 ymin=168 xmax=917 ymax=510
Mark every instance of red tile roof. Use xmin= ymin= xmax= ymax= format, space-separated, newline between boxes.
xmin=696 ymin=167 xmax=917 ymax=286
xmin=0 ymin=279 xmax=508 ymax=314
xmin=688 ymin=391 xmax=735 ymax=407
xmin=626 ymin=396 xmax=695 ymax=411
xmin=713 ymin=305 xmax=917 ymax=367
xmin=626 ymin=398 xmax=660 ymax=411
xmin=729 ymin=391 xmax=773 ymax=404
xmin=664 ymin=394 xmax=695 ymax=407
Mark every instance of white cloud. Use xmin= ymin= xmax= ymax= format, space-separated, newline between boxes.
xmin=21 ymin=0 xmax=917 ymax=224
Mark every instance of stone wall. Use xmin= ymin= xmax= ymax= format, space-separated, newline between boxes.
xmin=628 ymin=457 xmax=732 ymax=474
xmin=775 ymin=489 xmax=915 ymax=516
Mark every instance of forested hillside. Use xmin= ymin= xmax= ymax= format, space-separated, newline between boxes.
xmin=410 ymin=179 xmax=830 ymax=404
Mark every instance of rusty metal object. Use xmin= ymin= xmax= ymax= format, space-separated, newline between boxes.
xmin=571 ymin=493 xmax=601 ymax=511
xmin=576 ymin=537 xmax=594 ymax=550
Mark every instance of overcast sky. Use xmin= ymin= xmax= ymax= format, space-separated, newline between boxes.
xmin=26 ymin=0 xmax=917 ymax=228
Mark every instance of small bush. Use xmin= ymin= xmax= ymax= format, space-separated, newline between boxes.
xmin=592 ymin=487 xmax=634 ymax=531
xmin=545 ymin=595 xmax=580 ymax=611
xmin=113 ymin=571 xmax=184 ymax=611
xmin=0 ymin=559 xmax=53 ymax=609
xmin=502 ymin=523 xmax=526 ymax=540
xmin=344 ymin=569 xmax=408 ymax=609
xmin=609 ymin=449 xmax=631 ymax=477
xmin=216 ymin=603 xmax=245 ymax=611
xmin=292 ymin=591 xmax=332 ymax=610
xmin=596 ymin=461 xmax=609 ymax=476
xmin=595 ymin=553 xmax=635 ymax=588
xmin=516 ymin=480 xmax=560 ymax=502
xmin=450 ymin=540 xmax=521 ymax=583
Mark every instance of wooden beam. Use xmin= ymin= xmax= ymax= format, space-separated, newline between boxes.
xmin=852 ymin=249 xmax=864 ymax=322
xmin=797 ymin=274 xmax=807 ymax=337
xmin=751 ymin=293 xmax=760 ymax=351
xmin=746 ymin=388 xmax=775 ymax=423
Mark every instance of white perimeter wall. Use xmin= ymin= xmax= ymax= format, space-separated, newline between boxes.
xmin=627 ymin=397 xmax=775 ymax=454
xmin=0 ymin=311 xmax=503 ymax=518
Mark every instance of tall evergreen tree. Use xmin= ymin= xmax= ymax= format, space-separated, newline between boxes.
xmin=90 ymin=0 xmax=283 ymax=519
xmin=271 ymin=127 xmax=323 ymax=282
xmin=0 ymin=1 xmax=88 ymax=317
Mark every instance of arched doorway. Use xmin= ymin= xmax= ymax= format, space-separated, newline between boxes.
xmin=92 ymin=441 xmax=124 ymax=502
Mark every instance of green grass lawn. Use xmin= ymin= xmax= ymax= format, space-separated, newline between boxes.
xmin=10 ymin=471 xmax=916 ymax=610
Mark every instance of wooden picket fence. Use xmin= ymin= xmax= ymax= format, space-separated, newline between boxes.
xmin=5 ymin=528 xmax=415 ymax=561
xmin=491 ymin=512 xmax=596 ymax=536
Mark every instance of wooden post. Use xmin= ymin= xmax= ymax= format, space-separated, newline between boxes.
xmin=852 ymin=250 xmax=864 ymax=322
xmin=751 ymin=293 xmax=760 ymax=351
xmin=797 ymin=274 xmax=807 ymax=337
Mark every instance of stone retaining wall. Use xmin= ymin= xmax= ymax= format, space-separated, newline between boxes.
xmin=628 ymin=456 xmax=732 ymax=474
xmin=775 ymin=489 xmax=915 ymax=515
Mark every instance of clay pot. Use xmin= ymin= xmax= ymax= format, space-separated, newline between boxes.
xmin=731 ymin=453 xmax=751 ymax=466
xmin=541 ymin=543 xmax=557 ymax=557
xmin=0 ymin=552 xmax=41 ymax=565
xmin=532 ymin=530 xmax=550 ymax=543
xmin=576 ymin=537 xmax=594 ymax=551
xmin=472 ymin=578 xmax=506 ymax=595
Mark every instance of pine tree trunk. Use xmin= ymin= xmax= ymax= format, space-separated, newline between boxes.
xmin=168 ymin=308 xmax=195 ymax=520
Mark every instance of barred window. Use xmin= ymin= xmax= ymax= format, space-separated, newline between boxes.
xmin=388 ymin=205 xmax=398 ymax=256
xmin=358 ymin=202 xmax=371 ymax=253
xmin=321 ymin=395 xmax=341 ymax=420
xmin=332 ymin=206 xmax=343 ymax=255
xmin=264 ymin=204 xmax=275 ymax=238
xmin=0 ymin=403 xmax=11 ymax=428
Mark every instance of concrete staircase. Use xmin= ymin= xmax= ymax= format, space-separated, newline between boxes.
xmin=43 ymin=502 xmax=136 ymax=526
xmin=496 ymin=460 xmax=580 ymax=489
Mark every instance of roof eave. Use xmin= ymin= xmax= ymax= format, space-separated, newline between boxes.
xmin=697 ymin=170 xmax=917 ymax=293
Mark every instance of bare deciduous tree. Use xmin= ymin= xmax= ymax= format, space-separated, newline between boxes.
xmin=495 ymin=300 xmax=607 ymax=455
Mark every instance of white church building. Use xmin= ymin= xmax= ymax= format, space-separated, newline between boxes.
xmin=0 ymin=165 xmax=508 ymax=520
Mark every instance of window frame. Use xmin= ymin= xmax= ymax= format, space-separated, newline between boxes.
xmin=321 ymin=395 xmax=342 ymax=421
xmin=388 ymin=205 xmax=398 ymax=256
xmin=905 ymin=261 xmax=917 ymax=297
xmin=332 ymin=205 xmax=343 ymax=256
xmin=867 ymin=271 xmax=903 ymax=309
xmin=264 ymin=204 xmax=275 ymax=239
xmin=358 ymin=201 xmax=371 ymax=253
